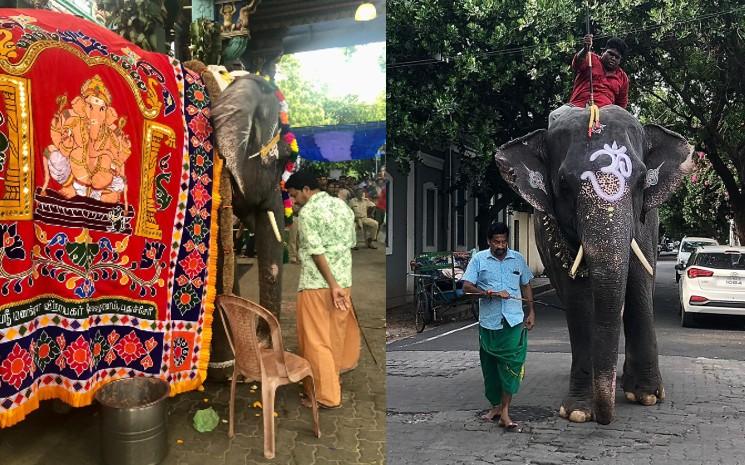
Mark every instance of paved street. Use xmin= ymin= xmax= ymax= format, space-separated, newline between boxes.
xmin=387 ymin=254 xmax=745 ymax=465
xmin=0 ymin=245 xmax=386 ymax=465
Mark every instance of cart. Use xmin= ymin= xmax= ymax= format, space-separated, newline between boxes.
xmin=409 ymin=251 xmax=478 ymax=333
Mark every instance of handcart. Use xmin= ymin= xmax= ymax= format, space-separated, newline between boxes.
xmin=408 ymin=251 xmax=478 ymax=333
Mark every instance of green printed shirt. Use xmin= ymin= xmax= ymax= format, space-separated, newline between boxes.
xmin=297 ymin=191 xmax=356 ymax=291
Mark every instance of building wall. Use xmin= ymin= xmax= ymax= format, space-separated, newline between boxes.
xmin=386 ymin=150 xmax=544 ymax=309
xmin=509 ymin=211 xmax=544 ymax=274
xmin=386 ymin=162 xmax=412 ymax=308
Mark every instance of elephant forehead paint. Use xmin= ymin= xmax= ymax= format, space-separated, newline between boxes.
xmin=0 ymin=10 xmax=222 ymax=428
xmin=580 ymin=142 xmax=632 ymax=203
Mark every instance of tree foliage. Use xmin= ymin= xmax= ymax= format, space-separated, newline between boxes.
xmin=659 ymin=151 xmax=731 ymax=242
xmin=276 ymin=54 xmax=385 ymax=178
xmin=388 ymin=0 xmax=745 ymax=239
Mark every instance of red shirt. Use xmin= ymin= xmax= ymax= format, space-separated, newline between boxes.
xmin=376 ymin=186 xmax=386 ymax=210
xmin=568 ymin=52 xmax=629 ymax=109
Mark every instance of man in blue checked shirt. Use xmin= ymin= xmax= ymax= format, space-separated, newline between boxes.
xmin=462 ymin=222 xmax=535 ymax=432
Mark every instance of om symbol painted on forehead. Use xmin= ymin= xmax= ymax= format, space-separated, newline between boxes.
xmin=580 ymin=141 xmax=632 ymax=202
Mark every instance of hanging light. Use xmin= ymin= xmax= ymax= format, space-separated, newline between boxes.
xmin=354 ymin=2 xmax=377 ymax=21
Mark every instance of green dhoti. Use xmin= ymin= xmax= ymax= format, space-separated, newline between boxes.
xmin=479 ymin=322 xmax=527 ymax=404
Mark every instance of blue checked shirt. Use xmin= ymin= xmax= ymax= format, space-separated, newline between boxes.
xmin=461 ymin=248 xmax=534 ymax=330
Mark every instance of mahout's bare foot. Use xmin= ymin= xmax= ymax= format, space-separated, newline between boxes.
xmin=479 ymin=405 xmax=501 ymax=422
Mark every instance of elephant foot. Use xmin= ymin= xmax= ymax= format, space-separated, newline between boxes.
xmin=559 ymin=398 xmax=593 ymax=423
xmin=622 ymin=368 xmax=665 ymax=406
xmin=624 ymin=385 xmax=665 ymax=406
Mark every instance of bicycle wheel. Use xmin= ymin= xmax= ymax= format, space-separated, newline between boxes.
xmin=415 ymin=289 xmax=429 ymax=333
xmin=470 ymin=297 xmax=479 ymax=321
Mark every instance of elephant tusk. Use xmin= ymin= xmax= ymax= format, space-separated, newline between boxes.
xmin=569 ymin=245 xmax=584 ymax=279
xmin=630 ymin=238 xmax=654 ymax=276
xmin=267 ymin=211 xmax=282 ymax=243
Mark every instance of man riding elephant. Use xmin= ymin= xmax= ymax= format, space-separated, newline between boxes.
xmin=549 ymin=35 xmax=629 ymax=128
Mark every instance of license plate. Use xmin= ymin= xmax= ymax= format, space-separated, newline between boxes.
xmin=726 ymin=278 xmax=743 ymax=286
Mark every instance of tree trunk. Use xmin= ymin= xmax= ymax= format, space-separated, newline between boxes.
xmin=732 ymin=199 xmax=745 ymax=245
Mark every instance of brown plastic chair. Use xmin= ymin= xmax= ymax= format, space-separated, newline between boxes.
xmin=217 ymin=295 xmax=321 ymax=459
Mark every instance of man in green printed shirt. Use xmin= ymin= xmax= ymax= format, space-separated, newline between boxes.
xmin=285 ymin=171 xmax=360 ymax=408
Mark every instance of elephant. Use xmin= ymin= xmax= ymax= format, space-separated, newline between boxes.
xmin=185 ymin=61 xmax=290 ymax=320
xmin=165 ymin=62 xmax=292 ymax=383
xmin=495 ymin=105 xmax=693 ymax=424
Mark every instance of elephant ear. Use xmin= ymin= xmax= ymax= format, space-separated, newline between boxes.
xmin=494 ymin=129 xmax=553 ymax=215
xmin=642 ymin=124 xmax=694 ymax=214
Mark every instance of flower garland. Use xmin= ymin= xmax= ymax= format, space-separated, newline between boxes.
xmin=258 ymin=74 xmax=300 ymax=225
xmin=274 ymin=86 xmax=300 ymax=223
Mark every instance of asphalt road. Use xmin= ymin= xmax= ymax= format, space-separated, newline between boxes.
xmin=388 ymin=253 xmax=745 ymax=360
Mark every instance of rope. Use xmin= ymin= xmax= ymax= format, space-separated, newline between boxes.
xmin=586 ymin=5 xmax=600 ymax=138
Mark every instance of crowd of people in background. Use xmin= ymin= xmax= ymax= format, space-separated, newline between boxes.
xmin=236 ymin=169 xmax=389 ymax=261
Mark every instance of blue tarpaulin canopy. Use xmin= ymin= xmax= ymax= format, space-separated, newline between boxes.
xmin=293 ymin=121 xmax=385 ymax=162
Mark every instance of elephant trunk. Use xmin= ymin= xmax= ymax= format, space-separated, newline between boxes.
xmin=578 ymin=202 xmax=633 ymax=425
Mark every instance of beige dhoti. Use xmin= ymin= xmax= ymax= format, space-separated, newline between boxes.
xmin=296 ymin=287 xmax=360 ymax=407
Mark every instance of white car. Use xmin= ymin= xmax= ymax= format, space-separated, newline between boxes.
xmin=675 ymin=236 xmax=719 ymax=282
xmin=677 ymin=246 xmax=745 ymax=327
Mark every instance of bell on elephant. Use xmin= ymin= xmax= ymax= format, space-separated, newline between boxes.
xmin=495 ymin=104 xmax=693 ymax=424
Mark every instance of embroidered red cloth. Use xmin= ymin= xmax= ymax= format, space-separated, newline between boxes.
xmin=569 ymin=52 xmax=629 ymax=109
xmin=0 ymin=10 xmax=221 ymax=427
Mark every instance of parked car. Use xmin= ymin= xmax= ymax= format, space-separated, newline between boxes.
xmin=675 ymin=236 xmax=719 ymax=282
xmin=676 ymin=246 xmax=745 ymax=327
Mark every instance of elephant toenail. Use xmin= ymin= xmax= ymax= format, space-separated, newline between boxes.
xmin=568 ymin=410 xmax=589 ymax=422
xmin=640 ymin=394 xmax=657 ymax=406
xmin=559 ymin=406 xmax=567 ymax=418
xmin=625 ymin=392 xmax=636 ymax=402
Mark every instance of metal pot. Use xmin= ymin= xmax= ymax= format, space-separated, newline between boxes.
xmin=95 ymin=377 xmax=169 ymax=465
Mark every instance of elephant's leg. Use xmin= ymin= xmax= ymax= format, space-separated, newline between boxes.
xmin=558 ymin=280 xmax=595 ymax=423
xmin=622 ymin=239 xmax=664 ymax=406
xmin=254 ymin=206 xmax=284 ymax=324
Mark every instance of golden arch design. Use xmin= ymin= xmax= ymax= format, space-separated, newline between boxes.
xmin=0 ymin=40 xmax=162 ymax=119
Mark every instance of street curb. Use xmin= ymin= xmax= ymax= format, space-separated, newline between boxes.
xmin=532 ymin=282 xmax=552 ymax=295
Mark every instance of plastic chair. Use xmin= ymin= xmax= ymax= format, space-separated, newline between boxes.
xmin=217 ymin=295 xmax=321 ymax=459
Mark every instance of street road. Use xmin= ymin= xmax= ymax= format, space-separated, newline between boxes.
xmin=387 ymin=253 xmax=745 ymax=465
xmin=388 ymin=254 xmax=745 ymax=358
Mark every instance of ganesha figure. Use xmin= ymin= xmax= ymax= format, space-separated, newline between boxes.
xmin=41 ymin=75 xmax=132 ymax=207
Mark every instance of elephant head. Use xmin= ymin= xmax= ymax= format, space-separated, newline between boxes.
xmin=495 ymin=105 xmax=693 ymax=423
xmin=212 ymin=75 xmax=291 ymax=220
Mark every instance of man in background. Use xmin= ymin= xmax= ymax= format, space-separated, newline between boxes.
xmin=349 ymin=190 xmax=379 ymax=249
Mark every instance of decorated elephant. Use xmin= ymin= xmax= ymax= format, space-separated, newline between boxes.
xmin=203 ymin=64 xmax=293 ymax=315
xmin=495 ymin=105 xmax=693 ymax=424
xmin=0 ymin=9 xmax=293 ymax=427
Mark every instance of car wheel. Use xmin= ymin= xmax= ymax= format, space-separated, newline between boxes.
xmin=681 ymin=308 xmax=695 ymax=327
xmin=675 ymin=272 xmax=680 ymax=283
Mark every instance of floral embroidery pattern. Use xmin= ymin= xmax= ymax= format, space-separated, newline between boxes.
xmin=140 ymin=241 xmax=167 ymax=269
xmin=172 ymin=337 xmax=189 ymax=367
xmin=0 ymin=343 xmax=32 ymax=389
xmin=0 ymin=223 xmax=25 ymax=260
xmin=63 ymin=335 xmax=91 ymax=377
xmin=114 ymin=331 xmax=146 ymax=365
xmin=33 ymin=331 xmax=60 ymax=371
